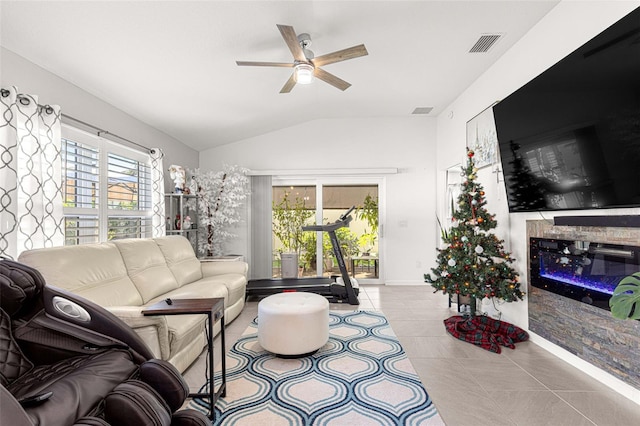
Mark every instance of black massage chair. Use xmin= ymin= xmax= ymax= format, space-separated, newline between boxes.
xmin=0 ymin=259 xmax=211 ymax=426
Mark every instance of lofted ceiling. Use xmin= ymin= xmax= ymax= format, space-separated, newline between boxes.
xmin=0 ymin=1 xmax=559 ymax=151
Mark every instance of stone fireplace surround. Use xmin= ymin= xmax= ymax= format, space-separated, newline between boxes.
xmin=527 ymin=220 xmax=640 ymax=392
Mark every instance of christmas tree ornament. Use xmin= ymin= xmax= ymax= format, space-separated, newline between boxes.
xmin=448 ymin=258 xmax=457 ymax=267
xmin=475 ymin=245 xmax=484 ymax=254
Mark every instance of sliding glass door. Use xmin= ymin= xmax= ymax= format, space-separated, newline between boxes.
xmin=272 ymin=177 xmax=383 ymax=284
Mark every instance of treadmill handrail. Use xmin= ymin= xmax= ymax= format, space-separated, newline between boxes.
xmin=339 ymin=206 xmax=356 ymax=221
xmin=302 ymin=206 xmax=355 ymax=232
xmin=302 ymin=215 xmax=352 ymax=232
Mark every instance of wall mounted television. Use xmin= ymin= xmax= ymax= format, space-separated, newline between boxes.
xmin=493 ymin=7 xmax=640 ymax=212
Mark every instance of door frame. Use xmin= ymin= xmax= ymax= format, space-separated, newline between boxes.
xmin=272 ymin=175 xmax=385 ymax=284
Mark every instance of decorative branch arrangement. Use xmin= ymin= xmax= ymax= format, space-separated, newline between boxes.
xmin=189 ymin=165 xmax=250 ymax=257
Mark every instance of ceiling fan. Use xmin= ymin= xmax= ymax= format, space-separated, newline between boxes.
xmin=236 ymin=24 xmax=368 ymax=93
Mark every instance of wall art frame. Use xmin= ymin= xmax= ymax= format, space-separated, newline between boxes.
xmin=466 ymin=101 xmax=499 ymax=169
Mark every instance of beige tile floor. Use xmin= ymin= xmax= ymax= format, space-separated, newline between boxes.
xmin=183 ymin=285 xmax=640 ymax=425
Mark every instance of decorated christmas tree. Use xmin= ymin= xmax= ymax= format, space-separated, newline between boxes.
xmin=425 ymin=149 xmax=524 ymax=316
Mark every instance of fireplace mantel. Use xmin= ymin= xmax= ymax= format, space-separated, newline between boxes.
xmin=527 ymin=220 xmax=640 ymax=391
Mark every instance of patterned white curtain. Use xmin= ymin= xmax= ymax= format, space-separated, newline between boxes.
xmin=0 ymin=86 xmax=64 ymax=259
xmin=150 ymin=148 xmax=166 ymax=237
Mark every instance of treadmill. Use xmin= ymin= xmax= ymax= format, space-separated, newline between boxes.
xmin=246 ymin=207 xmax=359 ymax=305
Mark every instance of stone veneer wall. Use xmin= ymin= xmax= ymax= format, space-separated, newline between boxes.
xmin=527 ymin=220 xmax=640 ymax=391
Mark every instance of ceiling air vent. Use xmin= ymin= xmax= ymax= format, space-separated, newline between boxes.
xmin=469 ymin=34 xmax=503 ymax=53
xmin=412 ymin=107 xmax=433 ymax=115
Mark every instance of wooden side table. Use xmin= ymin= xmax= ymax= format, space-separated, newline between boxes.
xmin=142 ymin=298 xmax=225 ymax=421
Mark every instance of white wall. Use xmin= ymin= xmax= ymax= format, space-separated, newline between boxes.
xmin=200 ymin=116 xmax=438 ymax=285
xmin=436 ymin=0 xmax=640 ymax=328
xmin=1 ymin=48 xmax=197 ymax=192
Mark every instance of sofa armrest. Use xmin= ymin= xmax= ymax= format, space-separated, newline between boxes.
xmin=200 ymin=260 xmax=248 ymax=278
xmin=106 ymin=306 xmax=170 ymax=360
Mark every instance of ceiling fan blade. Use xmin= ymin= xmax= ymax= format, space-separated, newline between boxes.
xmin=280 ymin=74 xmax=297 ymax=93
xmin=236 ymin=61 xmax=294 ymax=67
xmin=314 ymin=68 xmax=351 ymax=91
xmin=312 ymin=44 xmax=368 ymax=67
xmin=277 ymin=24 xmax=306 ymax=62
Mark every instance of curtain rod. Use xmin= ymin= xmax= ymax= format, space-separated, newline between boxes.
xmin=61 ymin=113 xmax=155 ymax=154
xmin=1 ymin=88 xmax=155 ymax=154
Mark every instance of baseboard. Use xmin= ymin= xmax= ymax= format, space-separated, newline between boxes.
xmin=528 ymin=332 xmax=640 ymax=406
xmin=383 ymin=280 xmax=429 ymax=286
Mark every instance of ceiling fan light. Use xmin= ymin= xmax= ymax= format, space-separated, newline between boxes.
xmin=294 ymin=63 xmax=314 ymax=84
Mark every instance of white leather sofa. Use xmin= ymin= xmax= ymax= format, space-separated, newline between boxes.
xmin=18 ymin=236 xmax=248 ymax=373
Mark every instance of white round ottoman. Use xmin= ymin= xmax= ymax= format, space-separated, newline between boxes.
xmin=258 ymin=292 xmax=329 ymax=357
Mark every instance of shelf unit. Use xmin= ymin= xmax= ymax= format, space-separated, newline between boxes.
xmin=165 ymin=193 xmax=199 ymax=255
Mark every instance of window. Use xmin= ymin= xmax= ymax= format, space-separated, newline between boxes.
xmin=62 ymin=125 xmax=152 ymax=245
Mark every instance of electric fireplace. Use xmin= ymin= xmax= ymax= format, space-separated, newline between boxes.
xmin=530 ymin=237 xmax=640 ymax=311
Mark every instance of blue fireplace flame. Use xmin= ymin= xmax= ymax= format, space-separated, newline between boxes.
xmin=538 ymin=252 xmax=625 ymax=296
xmin=540 ymin=253 xmax=627 ymax=295
xmin=530 ymin=237 xmax=640 ymax=311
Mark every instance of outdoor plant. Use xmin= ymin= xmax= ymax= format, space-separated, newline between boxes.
xmin=300 ymin=232 xmax=318 ymax=273
xmin=189 ymin=165 xmax=250 ymax=257
xmin=357 ymin=194 xmax=378 ymax=254
xmin=272 ymin=192 xmax=314 ymax=259
xmin=329 ymin=228 xmax=359 ymax=265
xmin=300 ymin=226 xmax=359 ymax=273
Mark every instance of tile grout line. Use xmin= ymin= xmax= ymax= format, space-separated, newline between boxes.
xmin=550 ymin=390 xmax=599 ymax=426
xmin=507 ymin=357 xmax=598 ymax=425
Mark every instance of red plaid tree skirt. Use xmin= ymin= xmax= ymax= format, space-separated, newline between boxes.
xmin=444 ymin=315 xmax=529 ymax=353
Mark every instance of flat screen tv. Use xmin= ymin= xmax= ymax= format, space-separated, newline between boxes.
xmin=494 ymin=7 xmax=640 ymax=212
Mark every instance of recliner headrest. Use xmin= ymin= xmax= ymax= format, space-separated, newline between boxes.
xmin=0 ymin=259 xmax=44 ymax=317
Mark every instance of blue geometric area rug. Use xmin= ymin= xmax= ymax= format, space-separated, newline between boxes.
xmin=189 ymin=310 xmax=445 ymax=425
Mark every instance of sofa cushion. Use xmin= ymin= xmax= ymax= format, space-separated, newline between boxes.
xmin=176 ymin=274 xmax=246 ymax=308
xmin=154 ymin=236 xmax=203 ymax=287
xmin=113 ymin=239 xmax=179 ymax=303
xmin=165 ymin=315 xmax=206 ymax=358
xmin=18 ymin=244 xmax=142 ymax=307
xmin=152 ymin=279 xmax=230 ymax=307
xmin=211 ymin=273 xmax=246 ymax=306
